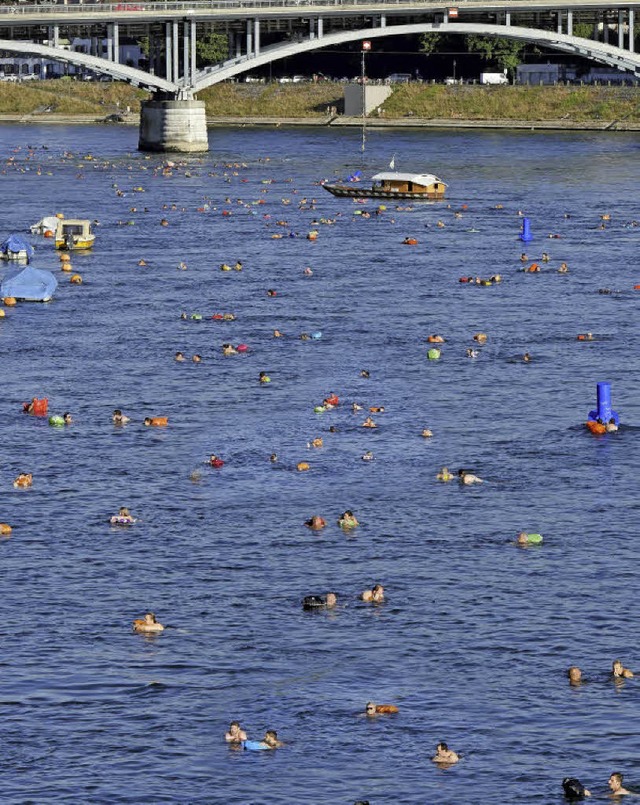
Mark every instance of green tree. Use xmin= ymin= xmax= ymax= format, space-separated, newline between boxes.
xmin=465 ymin=35 xmax=524 ymax=77
xmin=196 ymin=32 xmax=229 ymax=67
xmin=572 ymin=22 xmax=594 ymax=40
xmin=419 ymin=32 xmax=441 ymax=56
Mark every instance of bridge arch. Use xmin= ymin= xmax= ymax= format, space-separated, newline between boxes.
xmin=0 ymin=38 xmax=178 ymax=94
xmin=192 ymin=22 xmax=640 ymax=92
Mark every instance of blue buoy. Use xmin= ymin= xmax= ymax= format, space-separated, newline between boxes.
xmin=519 ymin=217 xmax=533 ymax=242
xmin=588 ymin=381 xmax=619 ymax=424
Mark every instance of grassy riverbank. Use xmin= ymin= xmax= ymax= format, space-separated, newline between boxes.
xmin=0 ymin=80 xmax=638 ymax=123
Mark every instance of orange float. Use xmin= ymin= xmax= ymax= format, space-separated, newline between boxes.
xmin=297 ymin=461 xmax=310 ymax=472
xmin=403 ymin=238 xmax=418 ymax=245
xmin=3 ymin=297 xmax=17 ymax=306
xmin=585 ymin=420 xmax=606 ymax=435
xmin=374 ymin=704 xmax=399 ymax=714
xmin=148 ymin=416 xmax=168 ymax=426
xmin=70 ymin=274 xmax=83 ymax=284
xmin=0 ymin=523 xmax=11 ymax=535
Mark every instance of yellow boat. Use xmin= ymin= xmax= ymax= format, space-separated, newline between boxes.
xmin=55 ymin=219 xmax=95 ymax=251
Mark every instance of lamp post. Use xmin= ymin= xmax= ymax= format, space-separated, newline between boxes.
xmin=361 ymin=40 xmax=371 ymax=153
xmin=453 ymin=58 xmax=457 ymax=82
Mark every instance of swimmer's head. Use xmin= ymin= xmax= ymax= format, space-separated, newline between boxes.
xmin=263 ymin=730 xmax=278 ymax=746
xmin=562 ymin=777 xmax=588 ymax=799
xmin=144 ymin=417 xmax=152 ymax=426
xmin=437 ymin=742 xmax=448 ymax=752
xmin=612 ymin=659 xmax=624 ymax=676
xmin=567 ymin=666 xmax=582 ymax=684
xmin=325 ymin=592 xmax=337 ymax=607
xmin=517 ymin=532 xmax=529 ymax=545
xmin=609 ymin=773 xmax=624 ymax=791
xmin=270 ymin=453 xmax=278 ymax=462
xmin=365 ymin=702 xmax=376 ymax=715
xmin=119 ymin=507 xmax=130 ymax=516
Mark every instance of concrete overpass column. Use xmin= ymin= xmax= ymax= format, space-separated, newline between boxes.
xmin=246 ymin=20 xmax=253 ymax=57
xmin=235 ymin=32 xmax=241 ymax=58
xmin=505 ymin=12 xmax=511 ymax=26
xmin=113 ymin=23 xmax=119 ymax=64
xmin=173 ymin=22 xmax=179 ymax=82
xmin=183 ymin=21 xmax=189 ymax=83
xmin=254 ymin=19 xmax=261 ymax=55
xmin=443 ymin=10 xmax=448 ymax=23
xmin=618 ymin=10 xmax=624 ymax=48
xmin=53 ymin=24 xmax=59 ymax=48
xmin=380 ymin=15 xmax=386 ymax=27
xmin=139 ymin=98 xmax=208 ymax=153
xmin=567 ymin=10 xmax=573 ymax=36
xmin=309 ymin=18 xmax=315 ymax=41
xmin=557 ymin=11 xmax=562 ymax=34
xmin=165 ymin=22 xmax=173 ymax=82
xmin=190 ymin=21 xmax=196 ymax=80
xmin=106 ymin=24 xmax=113 ymax=62
xmin=317 ymin=17 xmax=323 ymax=38
xmin=603 ymin=12 xmax=609 ymax=44
xmin=630 ymin=9 xmax=635 ymax=51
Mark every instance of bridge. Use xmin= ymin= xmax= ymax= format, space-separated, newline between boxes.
xmin=1 ymin=0 xmax=638 ymax=150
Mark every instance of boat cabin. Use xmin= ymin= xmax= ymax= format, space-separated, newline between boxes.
xmin=55 ymin=219 xmax=95 ymax=251
xmin=371 ymin=172 xmax=447 ymax=198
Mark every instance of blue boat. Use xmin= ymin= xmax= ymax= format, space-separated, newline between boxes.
xmin=0 ymin=265 xmax=58 ymax=302
xmin=0 ymin=233 xmax=35 ymax=262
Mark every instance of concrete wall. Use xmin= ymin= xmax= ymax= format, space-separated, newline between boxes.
xmin=343 ymin=84 xmax=392 ymax=116
xmin=139 ymin=99 xmax=208 ymax=153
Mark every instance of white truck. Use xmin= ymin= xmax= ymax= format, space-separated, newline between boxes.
xmin=480 ymin=72 xmax=509 ymax=85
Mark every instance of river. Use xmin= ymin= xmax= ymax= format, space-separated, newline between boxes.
xmin=1 ymin=123 xmax=639 ymax=804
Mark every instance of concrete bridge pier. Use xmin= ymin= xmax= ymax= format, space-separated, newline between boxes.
xmin=138 ymin=96 xmax=208 ymax=153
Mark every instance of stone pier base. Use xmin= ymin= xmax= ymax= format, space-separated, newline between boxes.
xmin=138 ymin=98 xmax=208 ymax=153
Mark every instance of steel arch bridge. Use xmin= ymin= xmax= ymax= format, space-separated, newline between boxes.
xmin=192 ymin=22 xmax=640 ymax=93
xmin=1 ymin=16 xmax=639 ymax=97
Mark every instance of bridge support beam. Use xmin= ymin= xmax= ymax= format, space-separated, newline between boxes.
xmin=138 ymin=97 xmax=208 ymax=153
xmin=630 ymin=9 xmax=635 ymax=51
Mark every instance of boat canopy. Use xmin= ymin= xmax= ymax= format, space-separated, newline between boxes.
xmin=1 ymin=233 xmax=35 ymax=258
xmin=0 ymin=265 xmax=57 ymax=301
xmin=30 ymin=216 xmax=60 ymax=235
xmin=371 ymin=172 xmax=446 ymax=186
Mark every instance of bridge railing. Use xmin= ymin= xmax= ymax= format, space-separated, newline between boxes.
xmin=0 ymin=0 xmax=556 ymax=17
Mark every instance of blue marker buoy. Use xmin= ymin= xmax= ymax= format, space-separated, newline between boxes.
xmin=519 ymin=217 xmax=533 ymax=242
xmin=588 ymin=381 xmax=619 ymax=425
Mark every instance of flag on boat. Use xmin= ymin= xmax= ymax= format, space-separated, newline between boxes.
xmin=389 ymin=155 xmax=396 ymax=169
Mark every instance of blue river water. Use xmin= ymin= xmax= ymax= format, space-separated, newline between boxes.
xmin=1 ymin=122 xmax=639 ymax=804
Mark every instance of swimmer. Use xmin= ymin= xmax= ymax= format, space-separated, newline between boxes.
xmin=458 ymin=469 xmax=483 ymax=484
xmin=612 ymin=659 xmax=634 ymax=679
xmin=558 ymin=262 xmax=569 ymax=273
xmin=132 ymin=612 xmax=164 ymax=633
xmin=567 ymin=666 xmax=582 ymax=686
xmin=352 ymin=402 xmax=363 ymax=412
xmin=270 ymin=453 xmax=278 ymax=463
xmin=267 ymin=289 xmax=277 ymax=297
xmin=432 ymin=742 xmax=459 ymax=765
xmin=222 ymin=343 xmax=237 ymax=355
xmin=63 ymin=412 xmax=72 ymax=425
xmin=303 ymin=267 xmax=313 ymax=276
xmin=473 ymin=332 xmax=487 ymax=344
xmin=362 ymin=417 xmax=377 ymax=429
xmin=562 ymin=778 xmax=591 ymax=798
xmin=361 ymin=584 xmax=384 ymax=603
xmin=606 ymin=418 xmax=619 ymax=432
xmin=209 ymin=454 xmax=224 ymax=468
xmin=225 ymin=721 xmax=247 ymax=743
xmin=273 ymin=329 xmax=284 ymax=338
xmin=369 ymin=406 xmax=385 ymax=414
xmin=110 ymin=506 xmax=136 ymax=524
xmin=577 ymin=333 xmax=593 ymax=341
xmin=520 ymin=253 xmax=528 ymax=263
xmin=137 ymin=259 xmax=147 ymax=266
xmin=112 ymin=409 xmax=130 ymax=424
xmin=234 ymin=261 xmax=243 ymax=271
xmin=262 ymin=730 xmax=283 ymax=748
xmin=466 ymin=348 xmax=479 ymax=358
xmin=302 ymin=592 xmax=337 ymax=610
xmin=304 ymin=515 xmax=326 ymax=530
xmin=609 ymin=773 xmax=631 ymax=796
xmin=542 ymin=252 xmax=550 ymax=262
xmin=360 ymin=369 xmax=370 ymax=378
xmin=192 ymin=354 xmax=202 ymax=363
xmin=523 ymin=353 xmax=531 ymax=363
xmin=259 ymin=372 xmax=271 ymax=384
xmin=338 ymin=511 xmax=359 ymax=529
xmin=365 ymin=702 xmax=398 ymax=716
xmin=361 ymin=451 xmax=374 ymax=461
xmin=300 ymin=333 xmax=310 ymax=341
xmin=308 ymin=437 xmax=323 ymax=448
xmin=437 ymin=467 xmax=454 ymax=482
xmin=175 ymin=351 xmax=186 ymax=362
xmin=13 ymin=472 xmax=33 ymax=488
xmin=177 ymin=261 xmax=187 ymax=271
xmin=427 ymin=334 xmax=445 ymax=344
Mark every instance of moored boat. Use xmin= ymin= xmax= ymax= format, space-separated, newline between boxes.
xmin=55 ymin=219 xmax=95 ymax=251
xmin=323 ymin=171 xmax=447 ymax=200
xmin=1 ymin=234 xmax=35 ymax=262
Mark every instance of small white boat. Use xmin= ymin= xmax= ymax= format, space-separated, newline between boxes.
xmin=323 ymin=171 xmax=447 ymax=200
